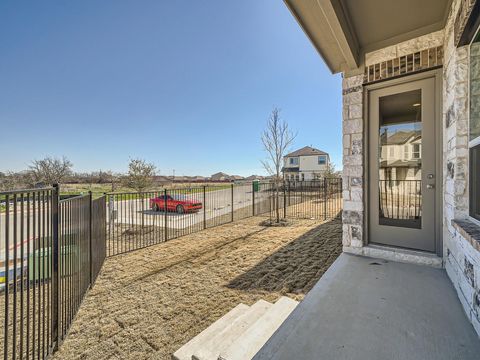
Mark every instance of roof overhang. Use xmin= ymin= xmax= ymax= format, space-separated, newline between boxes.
xmin=282 ymin=167 xmax=300 ymax=173
xmin=284 ymin=0 xmax=451 ymax=74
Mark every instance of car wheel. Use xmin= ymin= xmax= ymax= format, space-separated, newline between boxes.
xmin=153 ymin=204 xmax=159 ymax=212
xmin=176 ymin=205 xmax=185 ymax=214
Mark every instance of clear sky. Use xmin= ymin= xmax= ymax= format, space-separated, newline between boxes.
xmin=0 ymin=0 xmax=342 ymax=177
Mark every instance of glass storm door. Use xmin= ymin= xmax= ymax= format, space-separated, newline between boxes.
xmin=369 ymin=78 xmax=436 ymax=252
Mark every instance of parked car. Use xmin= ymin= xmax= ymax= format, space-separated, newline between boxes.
xmin=149 ymin=194 xmax=202 ymax=214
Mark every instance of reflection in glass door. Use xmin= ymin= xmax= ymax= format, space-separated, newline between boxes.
xmin=369 ymin=76 xmax=437 ymax=252
xmin=378 ymin=90 xmax=422 ymax=229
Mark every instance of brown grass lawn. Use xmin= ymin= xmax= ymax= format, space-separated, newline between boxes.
xmin=52 ymin=216 xmax=342 ymax=360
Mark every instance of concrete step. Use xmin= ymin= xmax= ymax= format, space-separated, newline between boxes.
xmin=172 ymin=303 xmax=250 ymax=360
xmin=192 ymin=300 xmax=273 ymax=360
xmin=218 ymin=296 xmax=299 ymax=360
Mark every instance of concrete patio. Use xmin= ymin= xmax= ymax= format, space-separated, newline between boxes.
xmin=253 ymin=253 xmax=480 ymax=360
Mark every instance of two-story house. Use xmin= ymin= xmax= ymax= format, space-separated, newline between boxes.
xmin=282 ymin=146 xmax=330 ymax=181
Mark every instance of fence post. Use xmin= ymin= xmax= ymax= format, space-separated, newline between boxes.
xmin=324 ymin=178 xmax=327 ymax=220
xmin=252 ymin=182 xmax=255 ymax=216
xmin=88 ymin=191 xmax=93 ymax=287
xmin=231 ymin=183 xmax=234 ymax=222
xmin=203 ymin=186 xmax=206 ymax=229
xmin=288 ymin=181 xmax=290 ymax=207
xmin=164 ymin=189 xmax=168 ymax=241
xmin=52 ymin=184 xmax=60 ymax=350
xmin=269 ymin=183 xmax=272 ymax=221
xmin=283 ymin=182 xmax=287 ymax=219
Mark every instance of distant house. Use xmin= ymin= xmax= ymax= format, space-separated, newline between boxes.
xmin=230 ymin=175 xmax=245 ymax=181
xmin=210 ymin=172 xmax=230 ymax=181
xmin=192 ymin=176 xmax=207 ymax=182
xmin=245 ymin=175 xmax=264 ymax=181
xmin=172 ymin=176 xmax=193 ymax=183
xmin=282 ymin=146 xmax=330 ymax=181
xmin=152 ymin=175 xmax=172 ymax=185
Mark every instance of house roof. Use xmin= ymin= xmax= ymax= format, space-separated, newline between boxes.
xmin=245 ymin=175 xmax=265 ymax=180
xmin=282 ymin=167 xmax=300 ymax=173
xmin=381 ymin=130 xmax=420 ymax=145
xmin=211 ymin=172 xmax=229 ymax=177
xmin=285 ymin=146 xmax=329 ymax=157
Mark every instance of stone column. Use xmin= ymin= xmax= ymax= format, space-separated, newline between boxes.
xmin=443 ymin=26 xmax=469 ymax=253
xmin=342 ymin=74 xmax=365 ymax=250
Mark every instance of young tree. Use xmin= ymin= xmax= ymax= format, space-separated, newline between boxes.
xmin=29 ymin=156 xmax=73 ymax=185
xmin=261 ymin=108 xmax=296 ymax=223
xmin=323 ymin=162 xmax=338 ymax=178
xmin=123 ymin=158 xmax=156 ymax=192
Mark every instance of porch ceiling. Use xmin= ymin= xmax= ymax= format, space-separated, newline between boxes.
xmin=284 ymin=0 xmax=451 ymax=73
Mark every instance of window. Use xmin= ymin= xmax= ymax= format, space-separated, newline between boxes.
xmin=470 ymin=32 xmax=480 ymax=221
xmin=403 ymin=145 xmax=409 ymax=159
xmin=318 ymin=155 xmax=326 ymax=165
xmin=412 ymin=144 xmax=420 ymax=159
xmin=389 ymin=147 xmax=394 ymax=158
xmin=289 ymin=157 xmax=299 ymax=165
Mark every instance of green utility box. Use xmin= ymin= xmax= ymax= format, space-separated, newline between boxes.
xmin=253 ymin=180 xmax=260 ymax=192
xmin=28 ymin=244 xmax=79 ymax=281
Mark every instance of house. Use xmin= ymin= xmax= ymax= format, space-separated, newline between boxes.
xmin=192 ymin=175 xmax=207 ymax=182
xmin=210 ymin=172 xmax=230 ymax=181
xmin=282 ymin=146 xmax=330 ymax=181
xmin=245 ymin=175 xmax=265 ymax=181
xmin=152 ymin=175 xmax=172 ymax=185
xmin=255 ymin=0 xmax=480 ymax=358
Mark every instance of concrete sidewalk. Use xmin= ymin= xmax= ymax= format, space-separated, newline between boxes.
xmin=254 ymin=253 xmax=480 ymax=360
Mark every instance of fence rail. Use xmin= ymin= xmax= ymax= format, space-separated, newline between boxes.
xmin=1 ymin=187 xmax=106 ymax=360
xmin=379 ymin=180 xmax=421 ymax=224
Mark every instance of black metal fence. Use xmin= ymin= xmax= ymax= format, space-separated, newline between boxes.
xmin=1 ymin=187 xmax=106 ymax=360
xmin=106 ymin=179 xmax=342 ymax=256
xmin=105 ymin=183 xmax=273 ymax=256
xmin=0 ymin=179 xmax=341 ymax=358
xmin=283 ymin=179 xmax=343 ymax=219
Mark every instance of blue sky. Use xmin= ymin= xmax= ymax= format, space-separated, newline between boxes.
xmin=0 ymin=0 xmax=342 ymax=177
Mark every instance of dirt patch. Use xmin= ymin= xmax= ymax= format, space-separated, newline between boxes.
xmin=259 ymin=218 xmax=293 ymax=227
xmin=52 ymin=216 xmax=342 ymax=360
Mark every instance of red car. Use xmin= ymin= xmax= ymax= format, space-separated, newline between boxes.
xmin=150 ymin=194 xmax=202 ymax=214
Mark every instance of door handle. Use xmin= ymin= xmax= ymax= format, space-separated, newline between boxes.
xmin=427 ymin=184 xmax=435 ymax=189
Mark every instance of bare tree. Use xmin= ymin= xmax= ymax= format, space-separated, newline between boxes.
xmin=123 ymin=158 xmax=157 ymax=228
xmin=123 ymin=158 xmax=156 ymax=192
xmin=0 ymin=172 xmax=21 ymax=191
xmin=261 ymin=108 xmax=296 ymax=223
xmin=29 ymin=156 xmax=73 ymax=185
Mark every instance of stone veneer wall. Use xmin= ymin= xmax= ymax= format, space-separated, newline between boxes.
xmin=443 ymin=0 xmax=480 ymax=336
xmin=341 ymin=75 xmax=365 ymax=249
xmin=341 ymin=0 xmax=480 ymax=336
